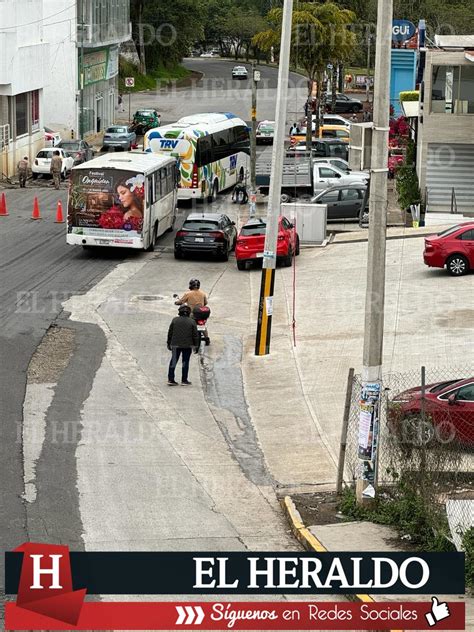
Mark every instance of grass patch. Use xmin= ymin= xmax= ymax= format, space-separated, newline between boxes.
xmin=119 ymin=58 xmax=191 ymax=92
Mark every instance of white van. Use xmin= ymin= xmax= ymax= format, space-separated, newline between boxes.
xmin=67 ymin=152 xmax=177 ymax=250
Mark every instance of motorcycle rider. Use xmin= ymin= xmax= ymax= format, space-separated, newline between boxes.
xmin=174 ymin=279 xmax=210 ymax=345
xmin=175 ymin=278 xmax=208 ymax=311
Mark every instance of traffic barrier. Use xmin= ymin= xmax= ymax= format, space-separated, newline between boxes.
xmin=54 ymin=200 xmax=64 ymax=223
xmin=0 ymin=192 xmax=8 ymax=216
xmin=31 ymin=196 xmax=42 ymax=220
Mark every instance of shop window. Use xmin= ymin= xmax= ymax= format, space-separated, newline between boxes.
xmin=15 ymin=93 xmax=28 ymax=137
xmin=31 ymin=90 xmax=40 ymax=131
xmin=429 ymin=65 xmax=474 ymax=114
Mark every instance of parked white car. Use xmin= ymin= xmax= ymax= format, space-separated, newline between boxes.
xmin=32 ymin=148 xmax=74 ymax=180
xmin=200 ymin=51 xmax=218 ymax=58
xmin=312 ymin=163 xmax=369 ymax=193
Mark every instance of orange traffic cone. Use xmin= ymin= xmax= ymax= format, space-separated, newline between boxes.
xmin=54 ymin=200 xmax=64 ymax=223
xmin=0 ymin=192 xmax=8 ymax=216
xmin=31 ymin=196 xmax=42 ymax=220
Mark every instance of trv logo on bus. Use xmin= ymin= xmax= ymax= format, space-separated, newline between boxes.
xmin=147 ymin=135 xmax=192 ymax=158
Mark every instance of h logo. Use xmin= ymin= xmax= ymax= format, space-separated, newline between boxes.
xmin=30 ymin=554 xmax=63 ymax=590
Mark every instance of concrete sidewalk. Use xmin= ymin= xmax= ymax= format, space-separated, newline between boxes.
xmin=283 ymin=497 xmax=474 ymax=629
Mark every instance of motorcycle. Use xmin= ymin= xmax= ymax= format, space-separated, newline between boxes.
xmin=173 ymin=295 xmax=211 ymax=346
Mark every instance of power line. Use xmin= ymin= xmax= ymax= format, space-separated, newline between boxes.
xmin=0 ymin=2 xmax=77 ymax=31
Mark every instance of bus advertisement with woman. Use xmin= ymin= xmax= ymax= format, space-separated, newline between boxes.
xmin=67 ymin=153 xmax=177 ymax=250
xmin=144 ymin=112 xmax=250 ymax=202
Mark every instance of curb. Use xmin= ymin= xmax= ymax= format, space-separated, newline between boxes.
xmin=281 ymin=496 xmax=404 ymax=632
xmin=281 ymin=496 xmax=374 ymax=603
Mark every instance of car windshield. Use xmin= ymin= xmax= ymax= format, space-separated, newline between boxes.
xmin=183 ymin=220 xmax=219 ymax=231
xmin=37 ymin=150 xmax=53 ymax=159
xmin=437 ymin=225 xmax=463 ymax=237
xmin=430 ymin=380 xmax=462 ymax=393
xmin=137 ymin=111 xmax=154 ymax=116
xmin=61 ymin=142 xmax=80 ymax=150
xmin=241 ymin=223 xmax=267 ymax=236
xmin=107 ymin=127 xmax=127 ymax=134
xmin=259 ymin=125 xmax=274 ymax=132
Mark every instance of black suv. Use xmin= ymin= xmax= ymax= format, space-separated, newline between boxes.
xmin=325 ymin=93 xmax=363 ymax=114
xmin=174 ymin=213 xmax=237 ymax=261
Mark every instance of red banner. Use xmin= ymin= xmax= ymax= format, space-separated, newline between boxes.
xmin=6 ymin=600 xmax=465 ymax=630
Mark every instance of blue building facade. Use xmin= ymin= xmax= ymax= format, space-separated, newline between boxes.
xmin=390 ymin=49 xmax=417 ymax=116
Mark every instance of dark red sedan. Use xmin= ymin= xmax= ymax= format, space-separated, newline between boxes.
xmin=423 ymin=222 xmax=474 ymax=276
xmin=389 ymin=378 xmax=474 ymax=446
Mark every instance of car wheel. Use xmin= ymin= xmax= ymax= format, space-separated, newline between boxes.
xmin=237 ymin=260 xmax=247 ymax=271
xmin=221 ymin=247 xmax=229 ymax=262
xmin=295 ymin=236 xmax=300 ymax=256
xmin=231 ymin=236 xmax=237 ymax=252
xmin=351 ymin=105 xmax=361 ymax=113
xmin=174 ymin=249 xmax=184 ymax=260
xmin=280 ymin=192 xmax=291 ymax=203
xmin=32 ymin=173 xmax=38 ymax=180
xmin=283 ymin=247 xmax=293 ymax=267
xmin=446 ymin=254 xmax=469 ymax=276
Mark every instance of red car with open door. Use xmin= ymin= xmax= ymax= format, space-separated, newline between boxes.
xmin=235 ymin=216 xmax=300 ymax=270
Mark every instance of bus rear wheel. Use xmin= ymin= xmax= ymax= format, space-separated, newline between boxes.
xmin=146 ymin=222 xmax=158 ymax=252
xmin=208 ymin=180 xmax=218 ymax=204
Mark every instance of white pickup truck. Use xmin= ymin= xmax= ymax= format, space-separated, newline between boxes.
xmin=312 ymin=163 xmax=369 ymax=193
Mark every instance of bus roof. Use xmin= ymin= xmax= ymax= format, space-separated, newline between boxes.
xmin=72 ymin=151 xmax=175 ymax=175
xmin=148 ymin=113 xmax=247 ymax=140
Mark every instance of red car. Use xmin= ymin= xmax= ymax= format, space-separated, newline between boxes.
xmin=423 ymin=222 xmax=474 ymax=276
xmin=235 ymin=216 xmax=300 ymax=270
xmin=389 ymin=378 xmax=474 ymax=446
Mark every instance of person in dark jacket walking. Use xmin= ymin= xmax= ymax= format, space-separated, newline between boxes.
xmin=167 ymin=304 xmax=199 ymax=385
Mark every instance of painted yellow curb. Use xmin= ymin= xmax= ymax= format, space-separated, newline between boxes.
xmin=281 ymin=496 xmax=404 ymax=632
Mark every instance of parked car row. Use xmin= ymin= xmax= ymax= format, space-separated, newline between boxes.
xmin=173 ymin=212 xmax=300 ymax=271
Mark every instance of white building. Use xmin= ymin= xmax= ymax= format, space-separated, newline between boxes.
xmin=43 ymin=0 xmax=131 ymax=140
xmin=0 ymin=0 xmax=50 ymax=179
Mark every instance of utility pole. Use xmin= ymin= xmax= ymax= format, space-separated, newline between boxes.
xmin=79 ymin=0 xmax=85 ymax=140
xmin=357 ymin=0 xmax=393 ymax=504
xmin=255 ymin=0 xmax=293 ymax=356
xmin=366 ymin=30 xmax=372 ymax=103
xmin=249 ymin=62 xmax=259 ymax=218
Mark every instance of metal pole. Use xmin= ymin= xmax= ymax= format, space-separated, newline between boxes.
xmin=336 ymin=368 xmax=355 ymax=495
xmin=249 ymin=62 xmax=258 ymax=217
xmin=129 ymin=90 xmax=131 ymax=124
xmin=357 ymin=0 xmax=392 ymax=504
xmin=79 ymin=0 xmax=85 ymax=140
xmin=255 ymin=0 xmax=293 ymax=356
xmin=366 ymin=31 xmax=371 ymax=103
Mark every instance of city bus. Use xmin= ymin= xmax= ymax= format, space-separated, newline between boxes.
xmin=144 ymin=112 xmax=250 ymax=202
xmin=67 ymin=152 xmax=178 ymax=250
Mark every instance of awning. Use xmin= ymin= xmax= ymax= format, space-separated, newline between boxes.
xmin=401 ymin=101 xmax=420 ymax=118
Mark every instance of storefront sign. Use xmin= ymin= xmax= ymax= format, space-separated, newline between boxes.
xmin=82 ymin=47 xmax=119 ymax=86
xmin=392 ymin=20 xmax=416 ymax=43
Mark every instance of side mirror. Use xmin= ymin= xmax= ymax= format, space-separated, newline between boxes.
xmin=335 ymin=173 xmax=341 ymax=178
xmin=448 ymin=393 xmax=457 ymax=405
xmin=231 ymin=221 xmax=236 ymax=226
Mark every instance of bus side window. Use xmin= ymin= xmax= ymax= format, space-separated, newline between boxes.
xmin=212 ymin=129 xmax=232 ymax=161
xmin=148 ymin=176 xmax=155 ymax=206
xmin=161 ymin=167 xmax=169 ymax=196
xmin=155 ymin=170 xmax=161 ymax=198
xmin=166 ymin=166 xmax=174 ymax=193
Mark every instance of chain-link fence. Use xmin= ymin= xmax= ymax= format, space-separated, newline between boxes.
xmin=341 ymin=366 xmax=474 ymax=544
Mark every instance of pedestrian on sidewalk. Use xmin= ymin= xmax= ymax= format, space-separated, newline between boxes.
xmin=167 ymin=304 xmax=199 ymax=386
xmin=118 ymin=93 xmax=124 ymax=113
xmin=50 ymin=150 xmax=62 ymax=190
xmin=17 ymin=156 xmax=29 ymax=188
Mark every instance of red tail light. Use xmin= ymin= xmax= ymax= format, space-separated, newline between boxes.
xmin=191 ymin=163 xmax=199 ymax=188
xmin=176 ymin=230 xmax=186 ymax=238
xmin=196 ymin=319 xmax=206 ymax=326
xmin=208 ymin=231 xmax=225 ymax=239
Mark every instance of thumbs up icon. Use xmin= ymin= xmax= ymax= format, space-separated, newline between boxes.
xmin=426 ymin=596 xmax=450 ymax=627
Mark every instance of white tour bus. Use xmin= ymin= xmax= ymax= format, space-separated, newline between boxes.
xmin=144 ymin=112 xmax=250 ymax=202
xmin=67 ymin=152 xmax=177 ymax=250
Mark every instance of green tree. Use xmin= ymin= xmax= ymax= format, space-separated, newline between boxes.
xmin=254 ymin=2 xmax=356 ymax=145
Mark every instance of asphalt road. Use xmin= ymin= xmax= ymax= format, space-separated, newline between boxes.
xmin=0 ymin=186 xmax=144 ymax=599
xmin=128 ymin=58 xmax=308 ymax=125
